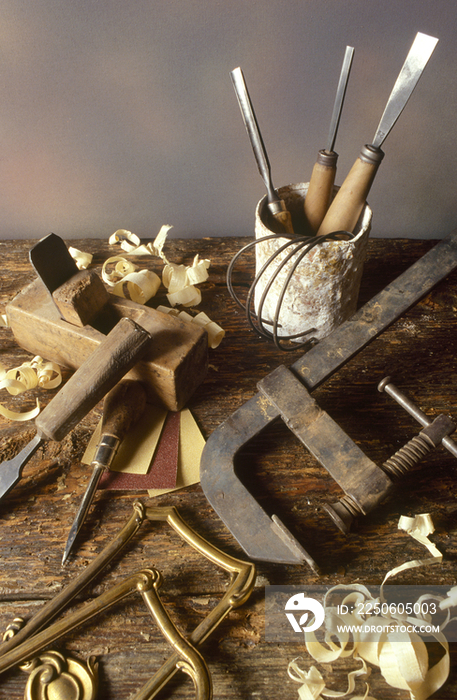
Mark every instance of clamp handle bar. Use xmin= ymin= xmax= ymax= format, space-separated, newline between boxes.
xmin=378 ymin=377 xmax=457 ymax=459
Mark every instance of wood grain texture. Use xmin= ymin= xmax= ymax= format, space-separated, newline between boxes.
xmin=0 ymin=236 xmax=456 ymax=699
xmin=52 ymin=268 xmax=110 ymax=327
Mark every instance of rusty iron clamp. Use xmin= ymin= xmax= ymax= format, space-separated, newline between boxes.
xmin=200 ymin=229 xmax=457 ymax=567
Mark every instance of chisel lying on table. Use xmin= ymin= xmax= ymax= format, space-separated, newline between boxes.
xmin=0 ymin=316 xmax=151 ymax=502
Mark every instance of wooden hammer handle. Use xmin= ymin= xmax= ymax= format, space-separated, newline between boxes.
xmin=35 ymin=317 xmax=151 ymax=442
xmin=317 ymin=145 xmax=384 ymax=237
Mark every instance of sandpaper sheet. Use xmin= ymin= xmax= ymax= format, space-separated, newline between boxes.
xmin=81 ymin=405 xmax=205 ymax=494
xmin=147 ymin=407 xmax=205 ymax=497
xmin=82 ymin=402 xmax=168 ymax=475
xmin=98 ymin=410 xmax=180 ymax=490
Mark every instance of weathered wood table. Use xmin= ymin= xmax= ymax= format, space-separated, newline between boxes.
xmin=0 ymin=236 xmax=456 ymax=699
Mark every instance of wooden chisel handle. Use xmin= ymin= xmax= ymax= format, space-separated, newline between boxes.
xmin=304 ymin=150 xmax=338 ymax=234
xmin=317 ymin=145 xmax=384 ymax=237
xmin=35 ymin=317 xmax=151 ymax=442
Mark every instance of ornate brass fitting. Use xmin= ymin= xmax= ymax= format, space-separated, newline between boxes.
xmin=0 ymin=502 xmax=256 ymax=700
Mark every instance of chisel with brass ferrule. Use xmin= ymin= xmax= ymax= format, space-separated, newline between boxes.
xmin=305 ymin=45 xmax=354 ymax=234
xmin=317 ymin=32 xmax=438 ymax=237
xmin=231 ymin=66 xmax=295 ymax=235
xmin=62 ymin=379 xmax=147 ymax=565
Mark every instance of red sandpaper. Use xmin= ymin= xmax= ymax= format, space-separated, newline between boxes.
xmin=98 ymin=411 xmax=180 ymax=490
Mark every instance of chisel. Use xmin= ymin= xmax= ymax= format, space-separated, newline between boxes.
xmin=231 ymin=66 xmax=295 ymax=235
xmin=0 ymin=317 xmax=151 ymax=502
xmin=61 ymin=380 xmax=147 ymax=565
xmin=317 ymin=32 xmax=438 ymax=237
xmin=304 ymin=46 xmax=354 ymax=234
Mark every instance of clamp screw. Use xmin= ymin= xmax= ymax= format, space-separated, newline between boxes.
xmin=325 ymin=378 xmax=457 ymax=534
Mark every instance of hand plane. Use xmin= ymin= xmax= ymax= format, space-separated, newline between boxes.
xmin=6 ymin=234 xmax=208 ymax=412
xmin=200 ymin=229 xmax=457 ymax=567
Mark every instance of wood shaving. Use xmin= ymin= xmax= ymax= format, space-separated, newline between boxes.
xmin=0 ymin=356 xmax=62 ymax=421
xmin=107 ymin=227 xmax=218 ymax=331
xmin=101 ymin=256 xmax=137 ymax=286
xmin=381 ymin=514 xmax=443 ymax=585
xmin=68 ymin=246 xmax=93 ymax=269
xmin=157 ymin=306 xmax=225 ymax=348
xmin=112 ymin=269 xmax=161 ymax=304
xmin=288 ymin=514 xmax=451 ymax=700
xmin=109 ymin=225 xmax=173 ymax=257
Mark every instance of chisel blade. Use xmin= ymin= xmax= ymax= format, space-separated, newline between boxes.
xmin=326 ymin=45 xmax=355 ymax=153
xmin=230 ymin=67 xmax=275 ymax=202
xmin=230 ymin=67 xmax=295 ymax=233
xmin=29 ymin=233 xmax=80 ymax=295
xmin=0 ymin=434 xmax=44 ymax=500
xmin=372 ymin=32 xmax=438 ymax=149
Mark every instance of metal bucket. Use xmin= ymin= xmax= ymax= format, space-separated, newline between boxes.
xmin=254 ymin=182 xmax=372 ymax=342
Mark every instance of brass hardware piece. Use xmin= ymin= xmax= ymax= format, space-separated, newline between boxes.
xmin=21 ymin=651 xmax=98 ymax=700
xmin=0 ymin=502 xmax=256 ymax=700
xmin=3 ymin=617 xmax=25 ymax=641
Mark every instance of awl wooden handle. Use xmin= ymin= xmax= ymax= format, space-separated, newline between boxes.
xmin=317 ymin=145 xmax=384 ymax=237
xmin=35 ymin=317 xmax=151 ymax=442
xmin=101 ymin=379 xmax=147 ymax=441
xmin=304 ymin=150 xmax=338 ymax=234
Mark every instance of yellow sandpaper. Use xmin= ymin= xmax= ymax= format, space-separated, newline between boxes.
xmin=82 ymin=403 xmax=168 ymax=474
xmin=81 ymin=405 xmax=205 ymax=495
xmin=147 ymin=408 xmax=205 ymax=497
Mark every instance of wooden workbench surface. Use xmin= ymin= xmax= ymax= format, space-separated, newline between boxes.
xmin=0 ymin=236 xmax=456 ymax=699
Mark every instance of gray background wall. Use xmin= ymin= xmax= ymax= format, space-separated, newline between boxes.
xmin=1 ymin=0 xmax=456 ymax=241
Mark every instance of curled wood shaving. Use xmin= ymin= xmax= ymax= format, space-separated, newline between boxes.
xmin=107 ymin=226 xmax=214 ymax=313
xmin=112 ymin=270 xmax=161 ymax=304
xmin=101 ymin=256 xmax=137 ymax=286
xmin=109 ymin=225 xmax=173 ymax=257
xmin=163 ymin=255 xmax=210 ymax=307
xmin=68 ymin=246 xmax=93 ymax=269
xmin=289 ymin=514 xmax=450 ymax=700
xmin=381 ymin=514 xmax=442 ymax=586
xmin=0 ymin=356 xmax=62 ymax=421
xmin=288 ymin=658 xmax=375 ymax=700
xmin=166 ymin=283 xmax=202 ymax=307
xmin=157 ymin=306 xmax=225 ymax=349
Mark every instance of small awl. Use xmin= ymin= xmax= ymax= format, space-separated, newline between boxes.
xmin=317 ymin=32 xmax=438 ymax=236
xmin=231 ymin=66 xmax=295 ymax=235
xmin=305 ymin=45 xmax=354 ymax=234
xmin=62 ymin=380 xmax=147 ymax=564
xmin=0 ymin=317 xmax=151 ymax=502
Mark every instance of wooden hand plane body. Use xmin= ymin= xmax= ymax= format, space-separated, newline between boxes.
xmin=6 ymin=278 xmax=208 ymax=412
